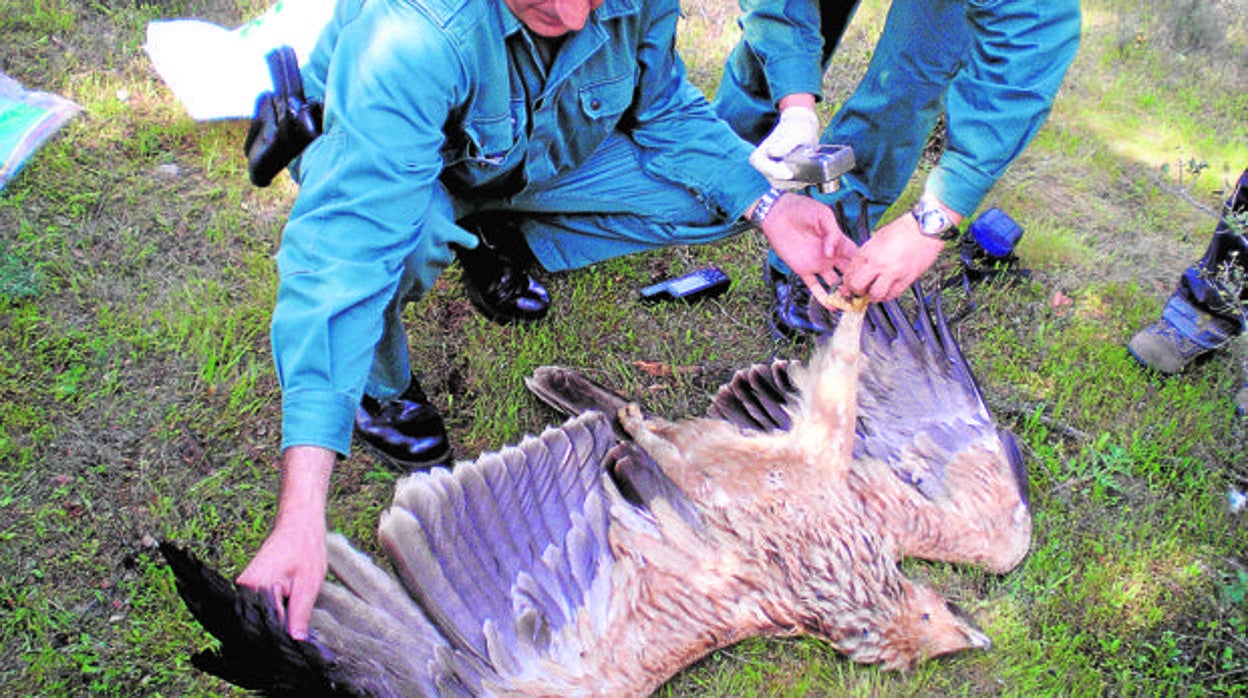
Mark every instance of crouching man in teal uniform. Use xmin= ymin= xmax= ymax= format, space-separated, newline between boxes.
xmin=713 ymin=0 xmax=1081 ymax=334
xmin=236 ymin=0 xmax=858 ymax=639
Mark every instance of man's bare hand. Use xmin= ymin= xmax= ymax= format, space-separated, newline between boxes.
xmin=756 ymin=192 xmax=858 ymax=310
xmin=842 ymin=212 xmax=946 ymax=301
xmin=235 ymin=446 xmax=334 ymax=640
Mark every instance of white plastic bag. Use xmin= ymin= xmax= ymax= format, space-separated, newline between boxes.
xmin=144 ymin=0 xmax=335 ymax=121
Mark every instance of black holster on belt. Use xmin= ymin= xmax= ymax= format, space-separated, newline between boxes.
xmin=243 ymin=46 xmax=323 ymax=187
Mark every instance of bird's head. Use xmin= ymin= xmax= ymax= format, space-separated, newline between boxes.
xmin=846 ymin=582 xmax=991 ymax=672
xmin=885 ymin=584 xmax=991 ymax=671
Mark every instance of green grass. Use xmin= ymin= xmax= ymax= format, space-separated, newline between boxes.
xmin=0 ymin=0 xmax=1246 ymax=694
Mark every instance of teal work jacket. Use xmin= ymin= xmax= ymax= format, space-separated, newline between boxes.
xmin=273 ymin=0 xmax=766 ymax=455
xmin=734 ymin=0 xmax=1081 ymax=216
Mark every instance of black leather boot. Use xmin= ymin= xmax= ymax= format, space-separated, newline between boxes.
xmin=768 ymin=266 xmax=820 ymax=339
xmin=354 ymin=375 xmax=452 ymax=471
xmin=455 ymin=213 xmax=551 ymax=325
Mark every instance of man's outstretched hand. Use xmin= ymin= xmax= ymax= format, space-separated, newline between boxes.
xmin=841 ymin=209 xmax=950 ymax=302
xmin=756 ymin=192 xmax=858 ymax=310
xmin=235 ymin=446 xmax=334 ymax=641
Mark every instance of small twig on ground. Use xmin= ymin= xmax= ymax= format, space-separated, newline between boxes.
xmin=989 ymin=398 xmax=1094 ymax=443
xmin=1151 ymin=162 xmax=1245 ymax=236
xmin=1154 ymin=171 xmax=1225 ymax=222
xmin=1050 ymin=473 xmax=1096 ymax=495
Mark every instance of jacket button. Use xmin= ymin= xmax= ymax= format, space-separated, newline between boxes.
xmin=590 ymin=98 xmax=602 ymax=111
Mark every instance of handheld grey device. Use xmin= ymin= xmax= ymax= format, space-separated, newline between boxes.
xmin=782 ymin=144 xmax=857 ymax=193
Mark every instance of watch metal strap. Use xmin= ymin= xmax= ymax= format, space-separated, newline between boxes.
xmin=749 ymin=187 xmax=785 ymax=227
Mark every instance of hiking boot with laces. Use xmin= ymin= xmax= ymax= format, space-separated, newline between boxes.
xmin=1127 ymin=296 xmax=1233 ymax=374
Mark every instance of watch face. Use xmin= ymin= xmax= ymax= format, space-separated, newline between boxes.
xmin=914 ymin=201 xmax=956 ymax=240
xmin=920 ymin=208 xmax=948 ymax=234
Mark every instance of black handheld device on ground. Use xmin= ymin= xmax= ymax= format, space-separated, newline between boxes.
xmin=244 ymin=46 xmax=323 ymax=187
xmin=639 ymin=266 xmax=731 ymax=303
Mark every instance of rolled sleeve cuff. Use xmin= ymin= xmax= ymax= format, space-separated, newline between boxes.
xmin=926 ymin=158 xmax=997 ymax=218
xmin=764 ymin=54 xmax=825 ymax=105
xmin=281 ymin=387 xmax=361 ymax=456
xmin=719 ymin=158 xmax=774 ymax=220
xmin=698 ymin=135 xmax=772 ymax=219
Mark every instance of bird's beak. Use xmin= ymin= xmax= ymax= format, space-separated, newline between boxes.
xmin=964 ymin=625 xmax=992 ymax=651
xmin=948 ymin=602 xmax=992 ymax=651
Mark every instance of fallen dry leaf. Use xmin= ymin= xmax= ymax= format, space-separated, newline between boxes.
xmin=632 ymin=360 xmax=701 ymax=378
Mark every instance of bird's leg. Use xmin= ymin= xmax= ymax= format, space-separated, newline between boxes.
xmin=791 ymin=299 xmax=867 ymax=473
xmin=617 ymin=403 xmax=720 ymax=499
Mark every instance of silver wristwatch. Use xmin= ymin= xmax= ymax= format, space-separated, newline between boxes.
xmin=911 ymin=195 xmax=960 ymax=241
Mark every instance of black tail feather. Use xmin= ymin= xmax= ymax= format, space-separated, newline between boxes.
xmin=158 ymin=542 xmax=362 ymax=697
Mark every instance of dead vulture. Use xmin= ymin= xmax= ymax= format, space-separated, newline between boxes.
xmin=161 ymin=289 xmax=1031 ymax=697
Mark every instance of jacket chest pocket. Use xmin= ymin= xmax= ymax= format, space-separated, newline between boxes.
xmin=550 ymin=72 xmax=634 ymax=166
xmin=578 ymin=73 xmax=632 ymax=122
xmin=443 ymin=101 xmax=527 ymax=195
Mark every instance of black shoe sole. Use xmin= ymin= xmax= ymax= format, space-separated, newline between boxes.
xmin=354 ymin=433 xmax=454 ymax=474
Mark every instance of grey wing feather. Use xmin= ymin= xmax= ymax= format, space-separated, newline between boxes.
xmin=314 ymin=533 xmax=465 ymax=696
xmin=523 ymin=366 xmax=705 ymax=531
xmin=310 ymin=581 xmax=446 ymax=697
xmin=525 ymin=366 xmax=633 ymax=440
xmin=378 ymin=411 xmax=620 ymax=685
xmin=706 ymin=360 xmax=799 ymax=432
xmin=604 ymin=442 xmax=704 ymax=531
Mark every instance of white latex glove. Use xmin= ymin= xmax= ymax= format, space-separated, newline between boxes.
xmin=748 ymin=105 xmax=820 ymax=188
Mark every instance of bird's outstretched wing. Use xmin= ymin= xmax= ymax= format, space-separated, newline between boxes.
xmin=823 ymin=292 xmax=1027 ymax=507
xmin=705 ymin=290 xmax=1032 ymax=572
xmin=375 ymin=410 xmax=621 ymax=681
xmin=710 ymin=290 xmax=1027 ymax=507
xmin=164 ymin=410 xmax=711 ymax=696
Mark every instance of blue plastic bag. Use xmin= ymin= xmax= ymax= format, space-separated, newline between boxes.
xmin=0 ymin=71 xmax=81 ymax=193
